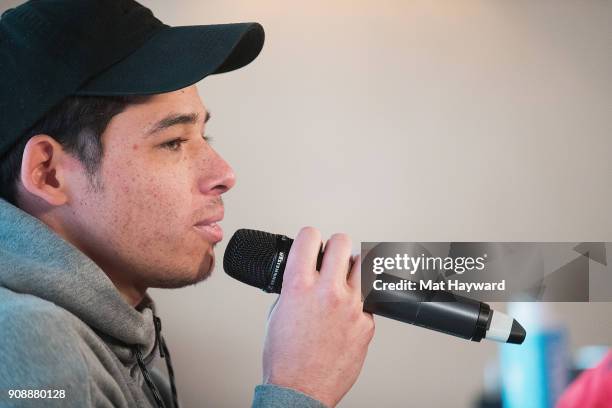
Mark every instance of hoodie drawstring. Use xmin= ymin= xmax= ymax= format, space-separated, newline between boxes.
xmin=154 ymin=316 xmax=179 ymax=408
xmin=134 ymin=315 xmax=179 ymax=408
xmin=135 ymin=346 xmax=166 ymax=408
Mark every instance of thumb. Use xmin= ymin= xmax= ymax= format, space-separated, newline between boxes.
xmin=267 ymin=295 xmax=280 ymax=320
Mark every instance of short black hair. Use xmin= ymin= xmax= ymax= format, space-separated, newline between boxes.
xmin=0 ymin=95 xmax=149 ymax=206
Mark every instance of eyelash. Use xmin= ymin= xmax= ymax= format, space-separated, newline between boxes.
xmin=160 ymin=134 xmax=212 ymax=151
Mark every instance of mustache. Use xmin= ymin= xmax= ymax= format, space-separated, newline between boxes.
xmin=205 ymin=196 xmax=223 ymax=209
xmin=193 ymin=197 xmax=224 ymax=222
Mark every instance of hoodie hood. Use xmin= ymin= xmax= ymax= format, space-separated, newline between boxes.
xmin=0 ymin=198 xmax=156 ymax=365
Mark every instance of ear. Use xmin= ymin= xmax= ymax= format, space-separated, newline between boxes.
xmin=20 ymin=135 xmax=70 ymax=207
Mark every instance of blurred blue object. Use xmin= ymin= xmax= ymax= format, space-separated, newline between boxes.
xmin=499 ymin=303 xmax=570 ymax=408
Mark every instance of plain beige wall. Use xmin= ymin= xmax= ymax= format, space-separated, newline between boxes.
xmin=2 ymin=0 xmax=611 ymax=406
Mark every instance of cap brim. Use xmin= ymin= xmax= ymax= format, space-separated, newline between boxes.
xmin=76 ymin=22 xmax=264 ymax=96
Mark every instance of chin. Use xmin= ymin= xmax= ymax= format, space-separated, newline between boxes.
xmin=148 ymin=253 xmax=215 ymax=289
xmin=194 ymin=254 xmax=215 ymax=283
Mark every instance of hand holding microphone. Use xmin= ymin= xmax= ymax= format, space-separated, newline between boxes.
xmin=224 ymin=227 xmax=526 ymax=407
xmin=225 ymin=228 xmax=526 ymax=345
xmin=256 ymin=227 xmax=374 ymax=408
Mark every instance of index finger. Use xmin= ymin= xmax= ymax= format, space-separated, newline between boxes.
xmin=283 ymin=226 xmax=321 ymax=290
xmin=319 ymin=233 xmax=352 ymax=287
xmin=348 ymin=255 xmax=362 ymax=292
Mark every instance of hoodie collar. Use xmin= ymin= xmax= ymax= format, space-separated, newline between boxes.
xmin=0 ymin=199 xmax=156 ymax=364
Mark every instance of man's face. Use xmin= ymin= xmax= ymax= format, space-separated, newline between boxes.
xmin=63 ymin=86 xmax=235 ymax=292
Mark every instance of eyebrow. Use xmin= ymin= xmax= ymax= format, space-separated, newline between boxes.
xmin=146 ymin=110 xmax=211 ymax=136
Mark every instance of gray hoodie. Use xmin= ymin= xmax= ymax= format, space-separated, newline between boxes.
xmin=0 ymin=198 xmax=326 ymax=408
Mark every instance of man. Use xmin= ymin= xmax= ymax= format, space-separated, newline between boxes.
xmin=0 ymin=1 xmax=374 ymax=407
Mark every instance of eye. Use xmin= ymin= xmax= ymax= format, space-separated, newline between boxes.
xmin=202 ymin=134 xmax=213 ymax=143
xmin=160 ymin=138 xmax=188 ymax=151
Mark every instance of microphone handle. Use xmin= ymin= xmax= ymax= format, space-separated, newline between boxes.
xmin=364 ymin=273 xmax=491 ymax=342
xmin=268 ymin=235 xmax=490 ymax=342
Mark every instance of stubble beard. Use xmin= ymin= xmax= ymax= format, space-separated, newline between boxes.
xmin=144 ymin=247 xmax=216 ymax=289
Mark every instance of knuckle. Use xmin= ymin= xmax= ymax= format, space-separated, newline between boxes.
xmin=319 ymin=284 xmax=344 ymax=307
xmin=364 ymin=317 xmax=375 ymax=338
xmin=348 ymin=305 xmax=363 ymax=323
xmin=367 ymin=317 xmax=376 ymax=334
xmin=298 ymin=226 xmax=320 ymax=241
xmin=282 ymin=275 xmax=311 ymax=293
xmin=329 ymin=232 xmax=351 ymax=248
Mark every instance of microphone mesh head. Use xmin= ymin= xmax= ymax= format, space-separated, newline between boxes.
xmin=223 ymin=229 xmax=280 ymax=290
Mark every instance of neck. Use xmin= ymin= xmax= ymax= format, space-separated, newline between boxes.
xmin=105 ymin=273 xmax=147 ymax=307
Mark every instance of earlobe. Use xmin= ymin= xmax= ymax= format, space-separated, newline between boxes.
xmin=20 ymin=135 xmax=69 ymax=207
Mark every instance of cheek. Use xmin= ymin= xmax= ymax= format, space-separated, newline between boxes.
xmin=103 ymin=164 xmax=192 ymax=237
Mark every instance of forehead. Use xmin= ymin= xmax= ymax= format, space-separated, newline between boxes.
xmin=106 ymin=86 xmax=207 ymax=137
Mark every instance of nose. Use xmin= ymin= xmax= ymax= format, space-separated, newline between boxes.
xmin=198 ymin=147 xmax=236 ymax=195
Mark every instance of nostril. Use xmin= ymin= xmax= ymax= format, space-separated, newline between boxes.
xmin=213 ymin=183 xmax=231 ymax=195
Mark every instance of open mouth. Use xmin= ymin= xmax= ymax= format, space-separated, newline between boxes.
xmin=193 ymin=222 xmax=223 ymax=242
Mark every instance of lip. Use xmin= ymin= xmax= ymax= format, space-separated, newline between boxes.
xmin=193 ymin=211 xmax=224 ymax=243
xmin=193 ymin=222 xmax=223 ymax=243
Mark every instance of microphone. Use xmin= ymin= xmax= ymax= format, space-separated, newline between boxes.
xmin=224 ymin=229 xmax=526 ymax=345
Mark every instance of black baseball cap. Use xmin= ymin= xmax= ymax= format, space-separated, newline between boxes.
xmin=0 ymin=0 xmax=265 ymax=157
